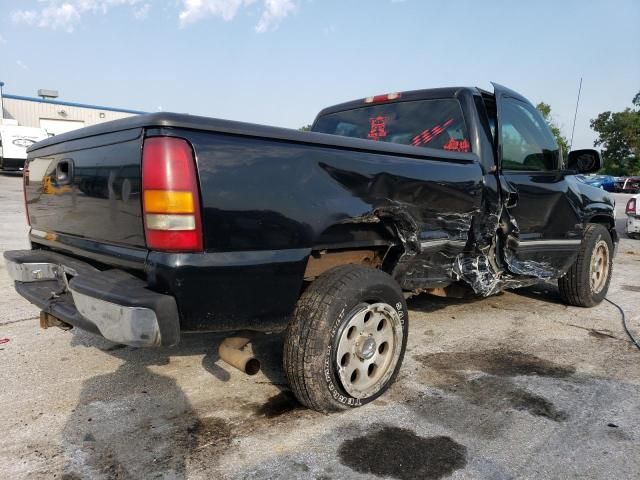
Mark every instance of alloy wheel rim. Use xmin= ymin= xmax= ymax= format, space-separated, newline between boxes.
xmin=335 ymin=303 xmax=403 ymax=399
xmin=590 ymin=240 xmax=610 ymax=294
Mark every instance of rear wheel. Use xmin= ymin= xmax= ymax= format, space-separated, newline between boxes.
xmin=283 ymin=265 xmax=408 ymax=412
xmin=558 ymin=224 xmax=613 ymax=307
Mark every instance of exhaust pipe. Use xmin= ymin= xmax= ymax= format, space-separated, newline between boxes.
xmin=40 ymin=311 xmax=72 ymax=330
xmin=218 ymin=333 xmax=260 ymax=375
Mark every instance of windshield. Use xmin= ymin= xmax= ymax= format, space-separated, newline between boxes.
xmin=313 ymin=98 xmax=471 ymax=152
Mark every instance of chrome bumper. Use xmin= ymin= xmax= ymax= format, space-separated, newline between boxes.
xmin=5 ymin=260 xmax=64 ymax=282
xmin=70 ymin=288 xmax=162 ymax=347
xmin=4 ymin=250 xmax=179 ymax=347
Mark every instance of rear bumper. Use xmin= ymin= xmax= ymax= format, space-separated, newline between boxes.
xmin=3 ymin=249 xmax=180 ymax=347
xmin=627 ymin=215 xmax=640 ymax=235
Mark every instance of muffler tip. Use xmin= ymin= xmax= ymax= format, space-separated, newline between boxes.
xmin=218 ymin=334 xmax=261 ymax=376
xmin=245 ymin=358 xmax=261 ymax=376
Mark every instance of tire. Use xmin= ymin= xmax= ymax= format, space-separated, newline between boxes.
xmin=283 ymin=265 xmax=408 ymax=413
xmin=558 ymin=224 xmax=613 ymax=307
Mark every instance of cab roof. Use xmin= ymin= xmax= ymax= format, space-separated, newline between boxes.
xmin=315 ymin=86 xmax=483 ymax=118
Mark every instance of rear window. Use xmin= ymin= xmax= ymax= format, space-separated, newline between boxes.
xmin=313 ymin=98 xmax=471 ymax=152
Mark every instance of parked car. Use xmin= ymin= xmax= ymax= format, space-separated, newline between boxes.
xmin=626 ymin=194 xmax=640 ymax=239
xmin=4 ymin=83 xmax=617 ymax=412
xmin=577 ymin=174 xmax=617 ymax=192
xmin=615 ymin=176 xmax=640 ymax=193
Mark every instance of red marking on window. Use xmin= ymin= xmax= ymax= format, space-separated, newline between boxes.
xmin=411 ymin=119 xmax=454 ymax=147
xmin=368 ymin=116 xmax=388 ymax=140
xmin=443 ymin=138 xmax=471 ymax=152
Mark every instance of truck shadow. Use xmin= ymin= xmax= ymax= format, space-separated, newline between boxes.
xmin=408 ymin=281 xmax=568 ymax=313
xmin=61 ymin=338 xmax=197 ymax=478
xmin=60 ymin=328 xmax=291 ymax=478
xmin=508 ymin=282 xmax=566 ymax=306
xmin=407 ymin=291 xmax=492 ymax=313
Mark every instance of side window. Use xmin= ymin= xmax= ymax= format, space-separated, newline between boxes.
xmin=500 ymin=98 xmax=560 ymax=171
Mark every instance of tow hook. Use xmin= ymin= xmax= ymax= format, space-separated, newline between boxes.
xmin=218 ymin=333 xmax=261 ymax=376
xmin=39 ymin=311 xmax=72 ymax=330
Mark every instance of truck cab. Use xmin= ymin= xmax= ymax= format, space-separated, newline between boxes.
xmin=311 ymin=84 xmax=616 ymax=295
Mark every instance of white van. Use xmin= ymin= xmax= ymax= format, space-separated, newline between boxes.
xmin=0 ymin=124 xmax=50 ymax=170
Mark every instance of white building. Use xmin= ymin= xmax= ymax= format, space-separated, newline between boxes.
xmin=0 ymin=91 xmax=144 ymax=136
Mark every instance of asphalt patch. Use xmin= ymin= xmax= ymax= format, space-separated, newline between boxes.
xmin=416 ymin=349 xmax=575 ymax=378
xmin=414 ymin=349 xmax=572 ymax=422
xmin=338 ymin=426 xmax=467 ymax=480
xmin=621 ymin=285 xmax=640 ymax=292
xmin=187 ymin=416 xmax=233 ymax=450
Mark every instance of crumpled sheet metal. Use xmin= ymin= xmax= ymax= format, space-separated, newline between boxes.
xmin=372 ymin=202 xmax=559 ymax=297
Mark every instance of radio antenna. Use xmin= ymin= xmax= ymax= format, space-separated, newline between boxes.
xmin=569 ymin=77 xmax=583 ymax=151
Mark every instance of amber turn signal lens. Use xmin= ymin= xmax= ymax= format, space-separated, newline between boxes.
xmin=144 ymin=190 xmax=194 ymax=214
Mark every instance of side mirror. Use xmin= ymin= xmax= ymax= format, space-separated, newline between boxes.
xmin=567 ymin=149 xmax=603 ymax=174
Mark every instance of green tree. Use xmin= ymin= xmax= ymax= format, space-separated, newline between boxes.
xmin=299 ymin=125 xmax=311 ymax=132
xmin=590 ymin=92 xmax=640 ymax=176
xmin=536 ymin=102 xmax=570 ymax=160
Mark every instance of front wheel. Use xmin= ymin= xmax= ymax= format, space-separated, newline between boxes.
xmin=283 ymin=265 xmax=408 ymax=412
xmin=558 ymin=223 xmax=613 ymax=307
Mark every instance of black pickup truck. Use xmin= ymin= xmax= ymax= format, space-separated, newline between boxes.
xmin=5 ymin=83 xmax=616 ymax=412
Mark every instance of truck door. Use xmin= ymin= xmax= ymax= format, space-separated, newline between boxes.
xmin=493 ymin=84 xmax=581 ymax=276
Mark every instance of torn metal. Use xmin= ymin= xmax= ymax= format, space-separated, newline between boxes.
xmin=371 ymin=202 xmax=559 ymax=297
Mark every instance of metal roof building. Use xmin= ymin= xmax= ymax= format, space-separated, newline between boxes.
xmin=0 ymin=92 xmax=145 ymax=136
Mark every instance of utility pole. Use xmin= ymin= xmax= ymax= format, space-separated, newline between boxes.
xmin=0 ymin=81 xmax=5 ymax=123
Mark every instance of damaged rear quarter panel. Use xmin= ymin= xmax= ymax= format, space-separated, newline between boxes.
xmin=144 ymin=129 xmax=491 ymax=328
xmin=190 ymin=130 xmax=485 ymax=281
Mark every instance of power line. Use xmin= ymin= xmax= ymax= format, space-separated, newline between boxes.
xmin=569 ymin=77 xmax=583 ymax=151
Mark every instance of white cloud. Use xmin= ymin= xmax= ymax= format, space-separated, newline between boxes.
xmin=0 ymin=34 xmax=6 ymax=44
xmin=255 ymin=0 xmax=296 ymax=32
xmin=16 ymin=60 xmax=29 ymax=70
xmin=178 ymin=0 xmax=298 ymax=31
xmin=12 ymin=0 xmax=298 ymax=33
xmin=179 ymin=0 xmax=255 ymax=25
xmin=133 ymin=2 xmax=151 ymax=19
xmin=12 ymin=1 xmax=146 ymax=32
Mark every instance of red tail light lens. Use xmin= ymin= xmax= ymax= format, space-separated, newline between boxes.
xmin=626 ymin=198 xmax=637 ymax=215
xmin=142 ymin=137 xmax=203 ymax=252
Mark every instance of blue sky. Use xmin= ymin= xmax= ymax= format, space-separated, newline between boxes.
xmin=1 ymin=0 xmax=638 ymax=149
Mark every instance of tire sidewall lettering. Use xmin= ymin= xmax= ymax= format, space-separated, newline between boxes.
xmin=324 ymin=345 xmax=362 ymax=407
xmin=395 ymin=301 xmax=405 ymax=325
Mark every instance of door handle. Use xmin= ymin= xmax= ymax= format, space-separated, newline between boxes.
xmin=56 ymin=159 xmax=73 ymax=185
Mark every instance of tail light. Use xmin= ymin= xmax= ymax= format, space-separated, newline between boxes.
xmin=142 ymin=137 xmax=203 ymax=252
xmin=626 ymin=198 xmax=637 ymax=216
xmin=23 ymin=163 xmax=30 ymax=226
